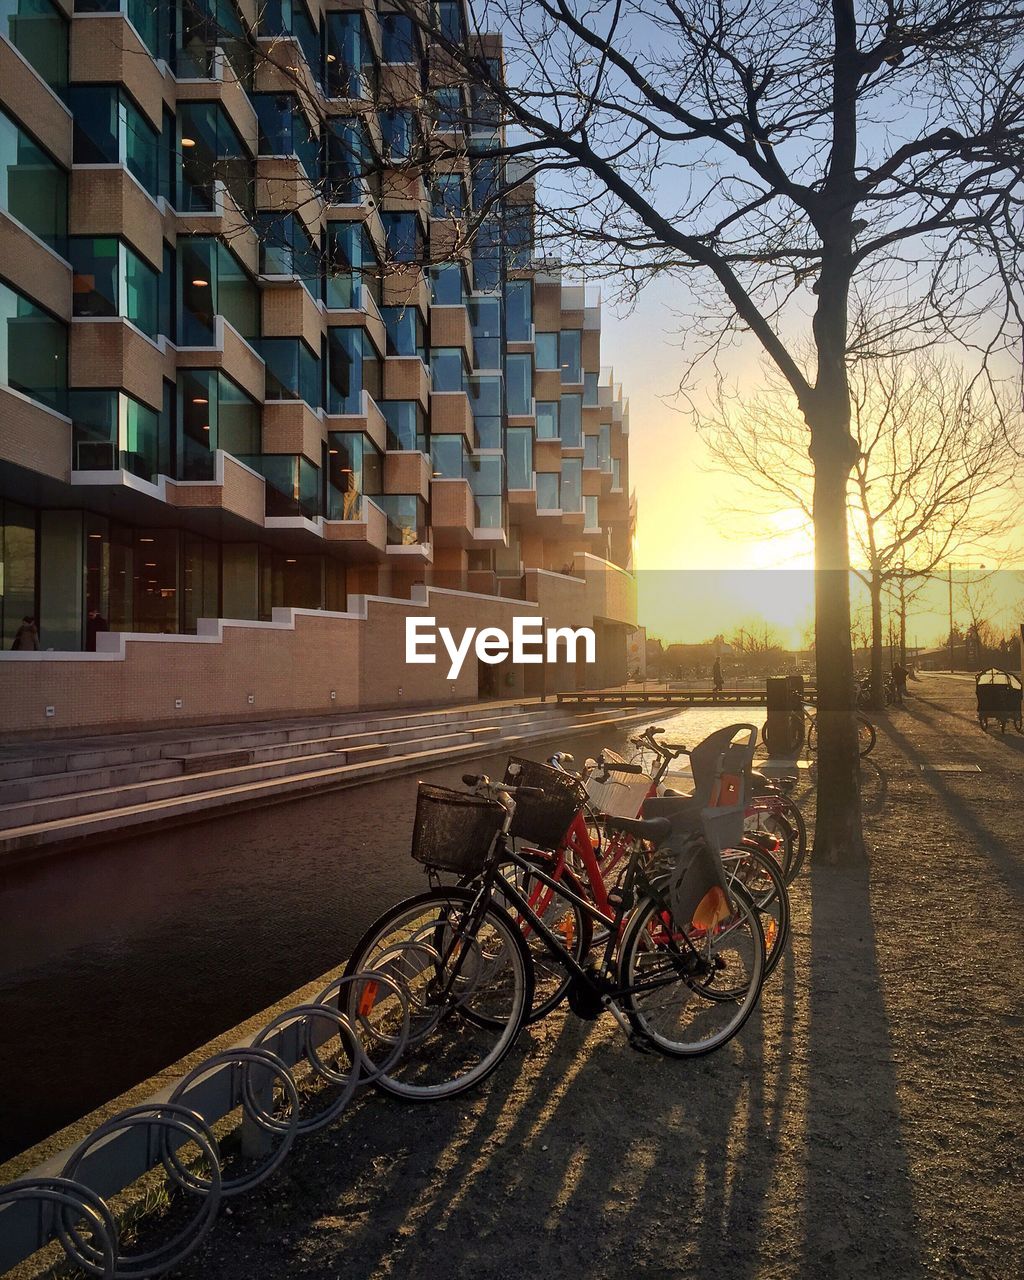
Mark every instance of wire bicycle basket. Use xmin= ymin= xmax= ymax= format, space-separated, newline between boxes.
xmin=584 ymin=749 xmax=653 ymax=818
xmin=410 ymin=784 xmax=506 ymax=876
xmin=503 ymin=757 xmax=588 ymax=848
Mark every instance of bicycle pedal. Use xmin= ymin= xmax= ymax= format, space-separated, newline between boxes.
xmin=627 ymin=1033 xmax=657 ymax=1055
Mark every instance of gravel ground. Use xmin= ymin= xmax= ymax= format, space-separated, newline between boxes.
xmin=34 ymin=678 xmax=1024 ymax=1279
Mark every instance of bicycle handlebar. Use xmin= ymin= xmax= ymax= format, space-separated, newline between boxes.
xmin=599 ymin=759 xmax=646 ymax=775
xmin=462 ymin=773 xmax=544 ymax=798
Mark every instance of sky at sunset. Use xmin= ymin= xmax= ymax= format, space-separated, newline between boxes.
xmin=599 ymin=282 xmax=1024 ymax=650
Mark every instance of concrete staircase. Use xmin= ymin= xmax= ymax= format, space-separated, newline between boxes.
xmin=0 ymin=700 xmax=665 ymax=861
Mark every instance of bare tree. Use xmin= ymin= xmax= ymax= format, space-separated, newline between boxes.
xmin=387 ymin=0 xmax=1024 ymax=863
xmin=701 ymin=355 xmax=1024 ymax=705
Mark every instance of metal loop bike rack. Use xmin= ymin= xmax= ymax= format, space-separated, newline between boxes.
xmin=0 ymin=970 xmax=413 ymax=1278
xmin=0 ymin=1177 xmax=119 ymax=1279
xmin=60 ymin=1103 xmax=222 ymax=1278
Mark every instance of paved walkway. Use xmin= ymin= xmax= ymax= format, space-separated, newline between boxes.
xmin=32 ymin=678 xmax=1024 ymax=1278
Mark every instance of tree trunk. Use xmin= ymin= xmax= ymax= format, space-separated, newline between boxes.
xmin=808 ymin=418 xmax=866 ymax=865
xmin=868 ymin=572 xmax=884 ymax=710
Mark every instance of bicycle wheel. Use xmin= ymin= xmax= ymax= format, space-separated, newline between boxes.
xmin=342 ymin=888 xmax=533 ymax=1101
xmin=805 ymin=715 xmax=818 ymax=752
xmin=489 ymin=853 xmax=592 ymax=1023
xmin=722 ymin=846 xmax=790 ymax=980
xmin=857 ymin=714 xmax=877 ymax=756
xmin=776 ymin=795 xmax=808 ymax=883
xmin=619 ymin=881 xmax=765 ymax=1057
xmin=762 ymin=713 xmax=805 ymax=755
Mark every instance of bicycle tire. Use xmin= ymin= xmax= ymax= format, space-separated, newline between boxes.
xmin=619 ymin=881 xmax=765 ymax=1057
xmin=857 ymin=714 xmax=877 ymax=756
xmin=342 ymin=888 xmax=533 ymax=1101
xmin=722 ymin=846 xmax=790 ymax=981
xmin=467 ymin=853 xmax=593 ymax=1023
xmin=776 ymin=795 xmax=808 ymax=882
xmin=762 ymin=713 xmax=805 ymax=755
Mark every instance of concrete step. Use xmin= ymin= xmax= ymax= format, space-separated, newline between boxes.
xmin=0 ymin=726 xmax=508 ymax=828
xmin=0 ymin=706 xmax=577 ymax=805
xmin=0 ymin=701 xmax=549 ymax=783
xmin=0 ymin=707 xmax=663 ymax=860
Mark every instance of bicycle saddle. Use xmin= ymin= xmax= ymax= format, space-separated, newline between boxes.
xmin=602 ymin=814 xmax=672 ymax=844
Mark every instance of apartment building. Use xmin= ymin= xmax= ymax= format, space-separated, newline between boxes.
xmin=0 ymin=0 xmax=636 ymax=730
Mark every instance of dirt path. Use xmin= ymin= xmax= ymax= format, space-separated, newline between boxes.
xmin=124 ymin=679 xmax=1024 ymax=1278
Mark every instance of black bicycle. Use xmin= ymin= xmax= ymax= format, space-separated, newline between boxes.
xmin=342 ymin=772 xmax=766 ymax=1100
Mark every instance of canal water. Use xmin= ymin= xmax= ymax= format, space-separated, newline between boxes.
xmin=0 ymin=707 xmax=757 ymax=1162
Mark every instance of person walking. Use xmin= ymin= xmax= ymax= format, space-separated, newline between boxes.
xmin=86 ymin=608 xmax=109 ymax=652
xmin=11 ymin=616 xmax=39 ymax=650
xmin=712 ymin=655 xmax=724 ymax=699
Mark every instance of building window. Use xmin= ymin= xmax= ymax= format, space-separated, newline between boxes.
xmin=612 ymin=457 xmax=621 ymax=488
xmin=429 ymin=263 xmax=465 ymax=306
xmin=382 ymin=306 xmax=425 ymax=358
xmin=469 ymin=454 xmax=503 ymax=528
xmin=561 ymin=457 xmax=582 ymax=512
xmin=325 ymin=10 xmax=378 ymax=99
xmin=326 ymin=431 xmax=381 ymax=519
xmin=469 ymin=295 xmax=501 ymax=370
xmin=252 ymin=93 xmax=319 ymax=182
xmin=504 ymin=205 xmax=532 ymax=268
xmin=382 ymin=401 xmax=424 ymax=451
xmin=505 ymin=279 xmax=532 ymax=342
xmin=69 ymin=237 xmax=159 ymax=338
xmin=506 ymin=427 xmax=532 ymax=490
xmin=325 ymin=221 xmax=380 ymax=309
xmin=0 ymin=280 xmax=66 ymax=413
xmin=584 ymin=370 xmax=599 ymax=406
xmin=324 ymin=118 xmax=378 ymax=203
xmin=430 ymin=433 xmax=466 ymax=479
xmin=599 ymin=423 xmax=611 ymax=470
xmin=505 ymin=352 xmax=532 ymax=416
xmin=255 ymin=211 xmax=319 ymax=296
xmin=69 ymin=86 xmax=159 ymax=197
xmin=176 ymin=367 xmax=260 ymax=479
xmin=559 ymin=393 xmax=582 ymax=447
xmin=536 ymin=401 xmax=558 ymax=439
xmin=377 ymin=494 xmax=426 ymax=545
xmin=535 ymin=332 xmax=558 ymax=369
xmin=69 ymin=388 xmax=160 ymax=479
xmin=536 ymin=472 xmax=559 ymax=511
xmin=584 ymin=433 xmax=599 ymax=468
xmin=173 ymin=0 xmax=251 ymax=82
xmin=469 ymin=374 xmax=501 ymax=448
xmin=3 ymin=0 xmax=67 ymax=93
xmin=584 ymin=494 xmax=599 ymax=530
xmin=178 ymin=236 xmax=260 ymax=345
xmin=434 ymin=1 xmax=464 ymax=43
xmin=259 ymin=338 xmax=320 ymax=407
xmin=177 ymin=100 xmax=253 ymax=213
xmin=560 ymin=329 xmax=582 ymax=383
xmin=380 ymin=108 xmax=416 ymax=161
xmin=326 ymin=326 xmax=380 ymax=414
xmin=430 ymin=346 xmax=466 ymax=393
xmin=244 ymin=454 xmax=321 ymax=519
xmin=0 ymin=108 xmax=66 ymax=252
xmin=430 ymin=172 xmax=465 ymax=218
xmin=381 ymin=12 xmax=419 ymax=64
xmin=432 ymin=85 xmax=464 ymax=133
xmin=0 ymin=499 xmax=37 ymax=649
xmin=381 ymin=211 xmax=422 ymax=264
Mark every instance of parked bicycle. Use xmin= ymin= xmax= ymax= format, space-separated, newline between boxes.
xmin=343 ymin=760 xmax=767 ymax=1100
xmin=762 ymin=703 xmax=876 ymax=758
